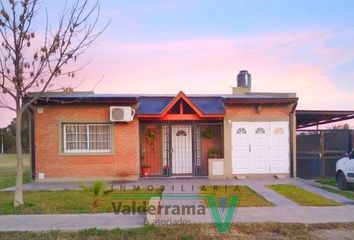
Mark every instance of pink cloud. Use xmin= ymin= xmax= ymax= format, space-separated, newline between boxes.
xmin=1 ymin=30 xmax=354 ymax=127
xmin=73 ymin=31 xmax=354 ymax=109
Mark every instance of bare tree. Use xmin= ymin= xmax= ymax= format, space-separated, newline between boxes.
xmin=0 ymin=0 xmax=108 ymax=206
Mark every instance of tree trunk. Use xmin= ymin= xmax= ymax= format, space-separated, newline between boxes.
xmin=14 ymin=108 xmax=24 ymax=207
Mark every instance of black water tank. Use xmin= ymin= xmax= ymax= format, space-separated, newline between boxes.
xmin=237 ymin=70 xmax=251 ymax=88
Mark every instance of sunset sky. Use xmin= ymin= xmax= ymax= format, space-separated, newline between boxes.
xmin=1 ymin=0 xmax=354 ymax=127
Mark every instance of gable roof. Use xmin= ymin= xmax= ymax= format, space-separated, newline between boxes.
xmin=137 ymin=94 xmax=224 ymax=115
xmin=160 ymin=91 xmax=204 ymax=117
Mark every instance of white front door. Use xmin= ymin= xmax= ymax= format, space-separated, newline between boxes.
xmin=232 ymin=121 xmax=289 ymax=174
xmin=171 ymin=125 xmax=193 ymax=174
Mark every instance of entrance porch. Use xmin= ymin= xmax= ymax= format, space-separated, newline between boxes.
xmin=139 ymin=122 xmax=223 ymax=177
xmin=137 ymin=91 xmax=225 ymax=178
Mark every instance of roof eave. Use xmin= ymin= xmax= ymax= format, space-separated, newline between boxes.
xmin=224 ymin=98 xmax=298 ymax=104
xmin=31 ymin=97 xmax=138 ymax=105
xmin=136 ymin=114 xmax=224 ymax=119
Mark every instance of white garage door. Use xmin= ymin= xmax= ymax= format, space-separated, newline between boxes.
xmin=232 ymin=122 xmax=289 ymax=174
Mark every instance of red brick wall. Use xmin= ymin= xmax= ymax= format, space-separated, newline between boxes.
xmin=223 ymin=103 xmax=295 ymax=177
xmin=224 ymin=103 xmax=293 ymax=120
xmin=34 ymin=105 xmax=139 ymax=180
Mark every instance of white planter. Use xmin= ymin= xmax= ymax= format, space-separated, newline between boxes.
xmin=208 ymin=158 xmax=225 ymax=179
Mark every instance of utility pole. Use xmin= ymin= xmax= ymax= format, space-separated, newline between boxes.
xmin=1 ymin=129 xmax=3 ymax=154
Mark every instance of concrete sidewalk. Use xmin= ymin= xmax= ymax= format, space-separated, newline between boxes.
xmin=1 ymin=178 xmax=295 ymax=192
xmin=0 ymin=213 xmax=145 ymax=232
xmin=153 ymin=178 xmax=354 ymax=225
xmin=247 ymin=183 xmax=299 ymax=207
xmin=155 ymin=205 xmax=354 ymax=224
xmin=1 ymin=205 xmax=354 ymax=232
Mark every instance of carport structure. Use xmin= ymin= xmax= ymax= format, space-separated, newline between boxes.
xmin=296 ymin=110 xmax=354 ymax=129
xmin=296 ymin=110 xmax=354 ymax=179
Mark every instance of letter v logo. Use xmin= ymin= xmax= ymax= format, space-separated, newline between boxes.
xmin=203 ymin=195 xmax=239 ymax=233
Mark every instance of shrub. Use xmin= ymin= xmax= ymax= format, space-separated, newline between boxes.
xmin=80 ymin=181 xmax=109 ymax=208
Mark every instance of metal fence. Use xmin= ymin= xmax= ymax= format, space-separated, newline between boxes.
xmin=296 ymin=129 xmax=353 ymax=179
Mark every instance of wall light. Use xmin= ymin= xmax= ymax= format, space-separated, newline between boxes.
xmin=256 ymin=104 xmax=262 ymax=113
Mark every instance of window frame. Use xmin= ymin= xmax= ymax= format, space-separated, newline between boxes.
xmin=274 ymin=127 xmax=285 ymax=135
xmin=236 ymin=127 xmax=247 ymax=135
xmin=62 ymin=123 xmax=113 ymax=154
xmin=255 ymin=127 xmax=266 ymax=135
xmin=176 ymin=130 xmax=187 ymax=136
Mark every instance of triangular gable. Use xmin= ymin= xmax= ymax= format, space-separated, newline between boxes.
xmin=160 ymin=91 xmax=204 ymax=117
xmin=137 ymin=91 xmax=224 ymax=120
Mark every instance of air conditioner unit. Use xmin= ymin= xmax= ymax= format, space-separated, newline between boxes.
xmin=110 ymin=106 xmax=135 ymax=122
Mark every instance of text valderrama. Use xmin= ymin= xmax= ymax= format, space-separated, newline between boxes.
xmin=111 ymin=185 xmax=240 ymax=233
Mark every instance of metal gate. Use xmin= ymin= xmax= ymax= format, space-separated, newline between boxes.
xmin=139 ymin=122 xmax=223 ymax=177
xmin=297 ymin=129 xmax=353 ymax=179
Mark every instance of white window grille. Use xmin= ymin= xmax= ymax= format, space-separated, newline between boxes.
xmin=63 ymin=123 xmax=112 ymax=153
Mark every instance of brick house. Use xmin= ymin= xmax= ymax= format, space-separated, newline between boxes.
xmin=28 ymin=71 xmax=298 ymax=181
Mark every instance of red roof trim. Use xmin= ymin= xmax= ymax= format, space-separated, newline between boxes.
xmin=137 ymin=113 xmax=223 ymax=120
xmin=160 ymin=91 xmax=204 ymax=117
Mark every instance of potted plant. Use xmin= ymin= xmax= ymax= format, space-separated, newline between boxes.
xmin=201 ymin=128 xmax=215 ymax=139
xmin=145 ymin=129 xmax=155 ymax=142
xmin=208 ymin=147 xmax=221 ymax=158
xmin=163 ymin=165 xmax=169 ymax=176
xmin=141 ymin=165 xmax=151 ymax=176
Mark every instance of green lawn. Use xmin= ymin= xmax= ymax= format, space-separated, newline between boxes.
xmin=316 ymin=178 xmax=337 ymax=187
xmin=318 ymin=186 xmax=354 ymax=201
xmin=268 ymin=184 xmax=340 ymax=206
xmin=315 ymin=178 xmax=354 ymax=200
xmin=200 ymin=185 xmax=274 ymax=207
xmin=0 ymin=154 xmax=31 ymax=190
xmin=1 ymin=222 xmax=354 ymax=240
xmin=0 ymin=189 xmax=162 ymax=215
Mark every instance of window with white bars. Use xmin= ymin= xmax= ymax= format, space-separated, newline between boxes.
xmin=63 ymin=123 xmax=112 ymax=153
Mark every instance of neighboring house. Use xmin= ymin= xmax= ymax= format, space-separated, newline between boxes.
xmin=27 ymin=70 xmax=298 ymax=181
